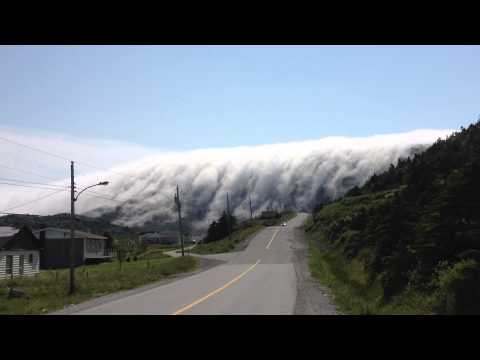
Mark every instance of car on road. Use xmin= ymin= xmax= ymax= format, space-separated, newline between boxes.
xmin=282 ymin=222 xmax=287 ymax=227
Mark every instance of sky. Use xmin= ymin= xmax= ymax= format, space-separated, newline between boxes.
xmin=1 ymin=45 xmax=479 ymax=151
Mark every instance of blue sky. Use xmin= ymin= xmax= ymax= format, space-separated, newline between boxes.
xmin=1 ymin=45 xmax=479 ymax=150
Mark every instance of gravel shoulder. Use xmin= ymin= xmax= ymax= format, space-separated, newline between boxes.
xmin=290 ymin=225 xmax=338 ymax=315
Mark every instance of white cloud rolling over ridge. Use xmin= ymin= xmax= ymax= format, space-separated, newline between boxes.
xmin=0 ymin=127 xmax=454 ymax=231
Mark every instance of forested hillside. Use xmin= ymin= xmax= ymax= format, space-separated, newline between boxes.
xmin=0 ymin=213 xmax=135 ymax=235
xmin=306 ymin=121 xmax=480 ymax=314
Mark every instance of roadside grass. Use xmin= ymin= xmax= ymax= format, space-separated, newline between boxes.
xmin=145 ymin=244 xmax=184 ymax=251
xmin=302 ymin=215 xmax=314 ymax=230
xmin=191 ymin=223 xmax=265 ymax=254
xmin=309 ymin=240 xmax=384 ymax=314
xmin=135 ymin=244 xmax=182 ymax=260
xmin=308 ymin=228 xmax=435 ymax=315
xmin=0 ymin=255 xmax=196 ymax=315
xmin=136 ymin=248 xmax=170 ymax=260
xmin=304 ymin=198 xmax=436 ymax=315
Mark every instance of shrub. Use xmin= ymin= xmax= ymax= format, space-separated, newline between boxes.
xmin=433 ymin=259 xmax=480 ymax=314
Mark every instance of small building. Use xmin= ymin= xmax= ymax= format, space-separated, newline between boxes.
xmin=0 ymin=226 xmax=40 ymax=280
xmin=32 ymin=228 xmax=115 ymax=269
xmin=260 ymin=210 xmax=280 ymax=219
xmin=139 ymin=231 xmax=179 ymax=245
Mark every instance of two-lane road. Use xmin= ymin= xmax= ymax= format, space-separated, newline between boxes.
xmin=64 ymin=213 xmax=316 ymax=315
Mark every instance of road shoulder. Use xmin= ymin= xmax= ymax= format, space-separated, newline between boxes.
xmin=291 ymin=226 xmax=338 ymax=315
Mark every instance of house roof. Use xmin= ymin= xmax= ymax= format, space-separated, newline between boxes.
xmin=0 ymin=226 xmax=40 ymax=251
xmin=33 ymin=227 xmax=107 ymax=240
xmin=0 ymin=226 xmax=19 ymax=237
xmin=0 ymin=227 xmax=20 ymax=248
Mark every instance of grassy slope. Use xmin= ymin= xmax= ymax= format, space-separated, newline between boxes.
xmin=309 ymin=238 xmax=436 ymax=314
xmin=306 ymin=192 xmax=437 ymax=315
xmin=191 ymin=223 xmax=265 ymax=254
xmin=0 ymin=255 xmax=196 ymax=315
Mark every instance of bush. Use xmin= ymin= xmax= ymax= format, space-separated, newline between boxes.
xmin=339 ymin=230 xmax=361 ymax=259
xmin=433 ymin=259 xmax=480 ymax=314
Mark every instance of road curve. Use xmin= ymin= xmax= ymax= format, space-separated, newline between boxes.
xmin=63 ymin=213 xmax=329 ymax=315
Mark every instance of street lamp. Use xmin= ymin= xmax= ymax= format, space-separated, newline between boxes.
xmin=69 ymin=169 xmax=109 ymax=295
xmin=74 ymin=181 xmax=109 ymax=201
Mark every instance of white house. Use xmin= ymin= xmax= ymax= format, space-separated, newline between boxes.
xmin=0 ymin=226 xmax=40 ymax=280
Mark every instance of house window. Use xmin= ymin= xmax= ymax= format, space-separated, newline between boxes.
xmin=19 ymin=255 xmax=24 ymax=275
xmin=29 ymin=254 xmax=33 ymax=264
xmin=6 ymin=255 xmax=13 ymax=275
xmin=86 ymin=239 xmax=103 ymax=252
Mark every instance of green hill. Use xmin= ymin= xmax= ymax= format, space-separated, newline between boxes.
xmin=306 ymin=121 xmax=480 ymax=314
xmin=0 ymin=213 xmax=135 ymax=235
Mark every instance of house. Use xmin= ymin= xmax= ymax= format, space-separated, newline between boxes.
xmin=139 ymin=231 xmax=179 ymax=245
xmin=0 ymin=226 xmax=40 ymax=280
xmin=260 ymin=210 xmax=280 ymax=219
xmin=32 ymin=228 xmax=115 ymax=269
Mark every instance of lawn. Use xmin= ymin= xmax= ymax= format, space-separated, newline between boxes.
xmin=0 ymin=255 xmax=196 ymax=315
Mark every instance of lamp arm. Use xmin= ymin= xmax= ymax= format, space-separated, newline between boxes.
xmin=75 ymin=184 xmax=101 ymax=201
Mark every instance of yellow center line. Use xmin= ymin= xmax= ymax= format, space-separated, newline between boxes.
xmin=171 ymin=259 xmax=261 ymax=315
xmin=266 ymin=228 xmax=280 ymax=250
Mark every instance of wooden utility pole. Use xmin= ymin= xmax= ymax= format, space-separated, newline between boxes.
xmin=249 ymin=194 xmax=253 ymax=220
xmin=69 ymin=161 xmax=76 ymax=294
xmin=175 ymin=185 xmax=185 ymax=256
xmin=226 ymin=192 xmax=232 ymax=242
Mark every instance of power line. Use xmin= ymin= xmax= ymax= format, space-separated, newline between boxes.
xmin=0 ymin=135 xmax=168 ymax=202
xmin=0 ymin=177 xmax=69 ymax=190
xmin=81 ymin=191 xmax=126 ymax=203
xmin=0 ymin=188 xmax=67 ymax=213
xmin=0 ymin=182 xmax=71 ymax=191
xmin=76 ymin=161 xmax=140 ymax=180
xmin=0 ymin=135 xmax=139 ymax=182
xmin=83 ymin=188 xmax=117 ymax=198
xmin=79 ymin=188 xmax=137 ymax=204
xmin=0 ymin=162 xmax=64 ymax=182
xmin=0 ymin=135 xmax=71 ymax=162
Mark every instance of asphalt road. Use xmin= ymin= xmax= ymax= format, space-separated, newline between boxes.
xmin=64 ymin=213 xmax=335 ymax=315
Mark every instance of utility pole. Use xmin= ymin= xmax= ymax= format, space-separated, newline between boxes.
xmin=249 ymin=194 xmax=253 ymax=220
xmin=69 ymin=161 xmax=76 ymax=295
xmin=226 ymin=192 xmax=232 ymax=242
xmin=175 ymin=185 xmax=185 ymax=257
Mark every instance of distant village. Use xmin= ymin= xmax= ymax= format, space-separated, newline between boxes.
xmin=0 ymin=224 xmax=197 ymax=280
